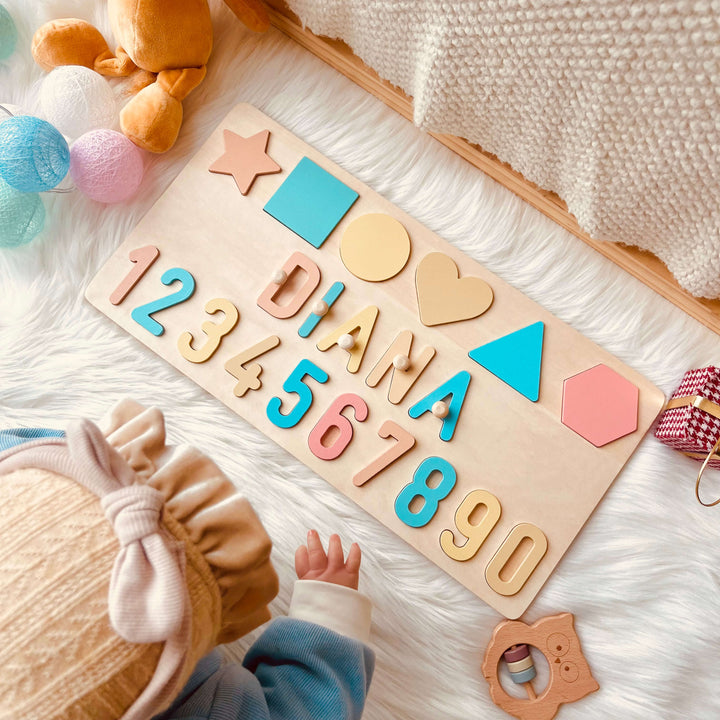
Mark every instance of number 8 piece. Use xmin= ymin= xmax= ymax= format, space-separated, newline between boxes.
xmin=87 ymin=104 xmax=665 ymax=618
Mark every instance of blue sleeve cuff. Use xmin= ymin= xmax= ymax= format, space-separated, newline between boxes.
xmin=0 ymin=428 xmax=64 ymax=452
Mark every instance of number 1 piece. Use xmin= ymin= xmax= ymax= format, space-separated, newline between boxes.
xmin=110 ymin=246 xmax=160 ymax=305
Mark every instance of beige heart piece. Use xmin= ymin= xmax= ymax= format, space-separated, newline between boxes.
xmin=415 ymin=252 xmax=494 ymax=326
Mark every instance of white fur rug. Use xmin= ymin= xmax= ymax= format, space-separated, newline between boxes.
xmin=2 ymin=2 xmax=720 ymax=718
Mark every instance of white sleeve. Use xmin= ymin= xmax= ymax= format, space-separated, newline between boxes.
xmin=288 ymin=580 xmax=372 ymax=644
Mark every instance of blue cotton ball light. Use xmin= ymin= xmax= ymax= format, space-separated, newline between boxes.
xmin=0 ymin=5 xmax=17 ymax=61
xmin=0 ymin=115 xmax=70 ymax=192
xmin=0 ymin=178 xmax=45 ymax=248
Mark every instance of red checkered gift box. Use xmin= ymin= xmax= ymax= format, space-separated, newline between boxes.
xmin=656 ymin=367 xmax=720 ymax=504
xmin=655 ymin=367 xmax=720 ymax=467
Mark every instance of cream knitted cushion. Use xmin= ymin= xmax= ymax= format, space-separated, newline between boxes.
xmin=287 ymin=0 xmax=720 ymax=298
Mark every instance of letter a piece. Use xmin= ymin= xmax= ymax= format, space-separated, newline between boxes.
xmin=365 ymin=330 xmax=436 ymax=404
xmin=316 ymin=306 xmax=379 ymax=374
xmin=469 ymin=322 xmax=544 ymax=402
xmin=408 ymin=371 xmax=471 ymax=442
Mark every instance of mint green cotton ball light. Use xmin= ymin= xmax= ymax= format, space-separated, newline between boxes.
xmin=0 ymin=5 xmax=17 ymax=61
xmin=0 ymin=178 xmax=45 ymax=248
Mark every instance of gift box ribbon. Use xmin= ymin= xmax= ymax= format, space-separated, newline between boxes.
xmin=665 ymin=394 xmax=720 ymax=458
xmin=665 ymin=394 xmax=720 ymax=419
xmin=665 ymin=394 xmax=720 ymax=506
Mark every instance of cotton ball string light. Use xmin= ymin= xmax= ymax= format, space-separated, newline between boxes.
xmin=0 ymin=178 xmax=45 ymax=248
xmin=40 ymin=66 xmax=117 ymax=139
xmin=70 ymin=129 xmax=144 ymax=204
xmin=0 ymin=5 xmax=17 ymax=61
xmin=0 ymin=103 xmax=24 ymax=124
xmin=0 ymin=115 xmax=70 ymax=192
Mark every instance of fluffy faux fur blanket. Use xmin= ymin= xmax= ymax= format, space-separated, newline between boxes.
xmin=1 ymin=2 xmax=719 ymax=718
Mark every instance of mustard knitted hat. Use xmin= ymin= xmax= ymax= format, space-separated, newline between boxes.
xmin=0 ymin=399 xmax=279 ymax=720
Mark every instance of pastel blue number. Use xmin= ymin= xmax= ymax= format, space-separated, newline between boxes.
xmin=267 ymin=359 xmax=329 ymax=428
xmin=395 ymin=456 xmax=457 ymax=528
xmin=131 ymin=268 xmax=196 ymax=337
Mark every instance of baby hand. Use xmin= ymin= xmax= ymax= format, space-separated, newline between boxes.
xmin=295 ymin=530 xmax=361 ymax=590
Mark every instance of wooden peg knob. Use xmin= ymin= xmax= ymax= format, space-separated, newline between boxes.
xmin=272 ymin=269 xmax=287 ymax=284
xmin=393 ymin=354 xmax=411 ymax=371
xmin=338 ymin=334 xmax=355 ymax=350
xmin=432 ymin=401 xmax=449 ymax=418
xmin=313 ymin=300 xmax=329 ymax=317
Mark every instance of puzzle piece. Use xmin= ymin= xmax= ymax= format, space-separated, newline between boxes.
xmin=365 ymin=330 xmax=436 ymax=404
xmin=208 ymin=129 xmax=281 ymax=195
xmin=316 ymin=305 xmax=379 ymax=373
xmin=109 ymin=245 xmax=159 ymax=305
xmin=224 ymin=335 xmax=281 ymax=397
xmin=298 ymin=282 xmax=345 ymax=338
xmin=340 ymin=213 xmax=411 ymax=281
xmin=415 ymin=252 xmax=493 ymax=326
xmin=485 ymin=523 xmax=548 ymax=596
xmin=469 ymin=322 xmax=544 ymax=402
xmin=408 ymin=371 xmax=471 ymax=441
xmin=264 ymin=157 xmax=358 ymax=248
xmin=257 ymin=252 xmax=321 ymax=319
xmin=561 ymin=364 xmax=639 ymax=447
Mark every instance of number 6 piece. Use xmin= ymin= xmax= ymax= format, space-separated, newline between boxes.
xmin=86 ymin=104 xmax=665 ymax=619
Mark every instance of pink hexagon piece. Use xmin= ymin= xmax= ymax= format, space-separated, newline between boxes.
xmin=562 ymin=364 xmax=639 ymax=447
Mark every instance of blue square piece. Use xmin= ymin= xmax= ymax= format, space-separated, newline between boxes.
xmin=263 ymin=157 xmax=359 ymax=248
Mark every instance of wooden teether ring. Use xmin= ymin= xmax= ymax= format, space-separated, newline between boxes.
xmin=482 ymin=613 xmax=599 ymax=720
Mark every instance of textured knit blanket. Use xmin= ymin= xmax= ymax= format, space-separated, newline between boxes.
xmin=1 ymin=1 xmax=720 ymax=719
xmin=287 ymin=0 xmax=720 ymax=299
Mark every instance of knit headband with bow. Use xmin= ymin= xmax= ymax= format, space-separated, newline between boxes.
xmin=0 ymin=419 xmax=191 ymax=720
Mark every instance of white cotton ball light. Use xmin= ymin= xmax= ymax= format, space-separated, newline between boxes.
xmin=40 ymin=65 xmax=117 ymax=139
xmin=70 ymin=129 xmax=144 ymax=204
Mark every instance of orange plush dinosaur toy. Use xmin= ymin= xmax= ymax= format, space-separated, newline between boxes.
xmin=32 ymin=0 xmax=269 ymax=153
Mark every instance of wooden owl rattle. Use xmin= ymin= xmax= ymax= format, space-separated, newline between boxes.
xmin=482 ymin=613 xmax=599 ymax=720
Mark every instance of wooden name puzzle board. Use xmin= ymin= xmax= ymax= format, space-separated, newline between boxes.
xmin=86 ymin=104 xmax=665 ymax=618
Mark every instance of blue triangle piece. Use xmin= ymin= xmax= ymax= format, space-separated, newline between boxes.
xmin=468 ymin=322 xmax=544 ymax=402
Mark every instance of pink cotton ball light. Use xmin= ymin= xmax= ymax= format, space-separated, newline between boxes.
xmin=70 ymin=129 xmax=144 ymax=204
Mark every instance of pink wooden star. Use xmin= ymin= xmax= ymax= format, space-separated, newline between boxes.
xmin=208 ymin=129 xmax=281 ymax=195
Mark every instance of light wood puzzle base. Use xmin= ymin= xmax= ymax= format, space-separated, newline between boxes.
xmin=86 ymin=104 xmax=665 ymax=618
xmin=265 ymin=1 xmax=720 ymax=337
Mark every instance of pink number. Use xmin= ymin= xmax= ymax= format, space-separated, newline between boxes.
xmin=110 ymin=245 xmax=159 ymax=305
xmin=352 ymin=420 xmax=416 ymax=486
xmin=308 ymin=393 xmax=368 ymax=461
